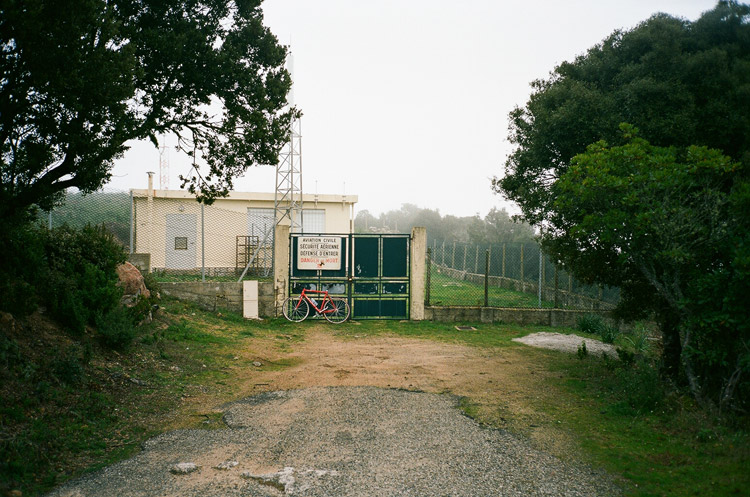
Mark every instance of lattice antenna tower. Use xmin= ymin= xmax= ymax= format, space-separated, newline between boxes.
xmin=158 ymin=135 xmax=170 ymax=190
xmin=274 ymin=52 xmax=302 ymax=232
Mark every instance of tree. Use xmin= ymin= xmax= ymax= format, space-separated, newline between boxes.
xmin=494 ymin=1 xmax=750 ymax=227
xmin=466 ymin=207 xmax=536 ymax=245
xmin=0 ymin=0 xmax=296 ymax=221
xmin=547 ymin=125 xmax=749 ymax=409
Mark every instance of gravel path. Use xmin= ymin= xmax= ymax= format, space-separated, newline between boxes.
xmin=47 ymin=387 xmax=620 ymax=496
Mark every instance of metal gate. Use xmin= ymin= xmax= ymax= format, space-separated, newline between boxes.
xmin=290 ymin=233 xmax=410 ymax=319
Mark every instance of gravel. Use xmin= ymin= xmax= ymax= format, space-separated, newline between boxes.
xmin=46 ymin=387 xmax=620 ymax=496
xmin=512 ymin=332 xmax=617 ymax=357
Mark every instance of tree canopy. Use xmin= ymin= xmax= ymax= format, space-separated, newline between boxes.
xmin=354 ymin=204 xmax=535 ymax=245
xmin=0 ymin=0 xmax=296 ymax=220
xmin=495 ymin=1 xmax=750 ymax=227
xmin=551 ymin=125 xmax=749 ymax=407
xmin=494 ymin=1 xmax=750 ymax=409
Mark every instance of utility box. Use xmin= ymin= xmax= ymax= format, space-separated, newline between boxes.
xmin=243 ymin=280 xmax=259 ymax=319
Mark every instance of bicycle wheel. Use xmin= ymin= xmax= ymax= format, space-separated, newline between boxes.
xmin=282 ymin=297 xmax=309 ymax=322
xmin=323 ymin=298 xmax=350 ymax=324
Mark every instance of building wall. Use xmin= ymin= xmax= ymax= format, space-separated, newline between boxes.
xmin=132 ymin=190 xmax=356 ymax=271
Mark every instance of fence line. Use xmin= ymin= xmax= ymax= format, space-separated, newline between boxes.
xmin=427 ymin=240 xmax=618 ymax=311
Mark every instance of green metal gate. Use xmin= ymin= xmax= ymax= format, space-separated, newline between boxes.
xmin=289 ymin=233 xmax=410 ymax=319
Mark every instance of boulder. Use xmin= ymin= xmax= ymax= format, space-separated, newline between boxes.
xmin=116 ymin=261 xmax=150 ymax=299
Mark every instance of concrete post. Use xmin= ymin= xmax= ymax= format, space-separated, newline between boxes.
xmin=273 ymin=224 xmax=291 ymax=317
xmin=410 ymin=227 xmax=426 ymax=320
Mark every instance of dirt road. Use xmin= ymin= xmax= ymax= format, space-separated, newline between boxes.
xmin=46 ymin=331 xmax=621 ymax=496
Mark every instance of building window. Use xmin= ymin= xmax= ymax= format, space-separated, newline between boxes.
xmin=302 ymin=209 xmax=326 ymax=233
xmin=174 ymin=237 xmax=188 ymax=250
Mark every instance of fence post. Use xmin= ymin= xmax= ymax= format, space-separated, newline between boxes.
xmin=201 ymin=203 xmax=205 ymax=282
xmin=520 ymin=244 xmax=525 ymax=282
xmin=442 ymin=241 xmax=445 ymax=265
xmin=462 ymin=244 xmax=467 ymax=271
xmin=451 ymin=241 xmax=456 ymax=268
xmin=554 ymin=265 xmax=559 ymax=309
xmin=426 ymin=247 xmax=432 ymax=306
xmin=502 ymin=243 xmax=506 ymax=278
xmin=538 ymin=249 xmax=542 ymax=308
xmin=129 ymin=191 xmax=134 ymax=254
xmin=474 ymin=245 xmax=479 ymax=273
xmin=484 ymin=249 xmax=490 ymax=307
xmin=48 ymin=211 xmax=52 ymax=230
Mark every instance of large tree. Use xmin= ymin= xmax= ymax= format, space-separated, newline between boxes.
xmin=0 ymin=0 xmax=296 ymax=220
xmin=551 ymin=126 xmax=749 ymax=408
xmin=494 ymin=1 xmax=750 ymax=407
xmin=495 ymin=1 xmax=750 ymax=227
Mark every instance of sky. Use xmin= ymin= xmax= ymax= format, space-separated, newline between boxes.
xmin=108 ymin=0 xmax=718 ymax=218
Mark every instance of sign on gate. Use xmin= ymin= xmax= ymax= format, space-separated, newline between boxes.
xmin=297 ymin=236 xmax=342 ymax=270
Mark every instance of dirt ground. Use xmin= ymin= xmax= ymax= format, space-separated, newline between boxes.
xmin=177 ymin=329 xmax=585 ymax=460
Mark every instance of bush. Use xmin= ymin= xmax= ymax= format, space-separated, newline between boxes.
xmin=96 ymin=306 xmax=136 ymax=351
xmin=577 ymin=314 xmax=605 ymax=335
xmin=600 ymin=324 xmax=620 ymax=344
xmin=51 ymin=347 xmax=85 ymax=385
xmin=28 ymin=224 xmax=124 ymax=333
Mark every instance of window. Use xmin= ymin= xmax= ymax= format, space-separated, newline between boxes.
xmin=302 ymin=209 xmax=325 ymax=233
xmin=174 ymin=237 xmax=188 ymax=250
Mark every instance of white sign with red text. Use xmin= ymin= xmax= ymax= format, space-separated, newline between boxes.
xmin=297 ymin=236 xmax=342 ymax=270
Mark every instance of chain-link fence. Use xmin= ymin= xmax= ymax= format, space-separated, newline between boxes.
xmin=427 ymin=239 xmax=619 ymax=310
xmin=44 ymin=189 xmax=275 ymax=281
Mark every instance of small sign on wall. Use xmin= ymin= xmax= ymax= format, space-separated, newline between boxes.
xmin=297 ymin=236 xmax=342 ymax=270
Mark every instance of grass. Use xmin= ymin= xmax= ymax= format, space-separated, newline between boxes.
xmin=539 ymin=352 xmax=749 ymax=496
xmin=428 ymin=267 xmax=555 ymax=308
xmin=0 ymin=298 xmax=295 ymax=496
xmin=2 ymin=303 xmax=747 ymax=497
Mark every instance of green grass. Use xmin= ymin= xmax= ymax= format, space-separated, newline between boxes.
xmin=540 ymin=352 xmax=749 ymax=496
xmin=428 ymin=268 xmax=555 ymax=308
xmin=4 ymin=301 xmax=747 ymax=497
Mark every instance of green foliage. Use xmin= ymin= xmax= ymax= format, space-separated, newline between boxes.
xmin=354 ymin=204 xmax=535 ymax=245
xmin=599 ymin=324 xmax=619 ymax=345
xmin=42 ymin=224 xmax=126 ymax=333
xmin=577 ymin=314 xmax=605 ymax=335
xmin=51 ymin=347 xmax=85 ymax=385
xmin=96 ymin=307 xmax=137 ymax=351
xmin=535 ymin=125 xmax=750 ymax=409
xmin=623 ymin=323 xmax=651 ymax=354
xmin=577 ymin=341 xmax=588 ymax=360
xmin=1 ymin=0 xmax=296 ymax=219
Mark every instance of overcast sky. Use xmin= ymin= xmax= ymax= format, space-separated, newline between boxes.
xmin=108 ymin=0 xmax=718 ymax=218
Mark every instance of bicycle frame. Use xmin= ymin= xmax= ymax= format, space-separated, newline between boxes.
xmin=296 ymin=288 xmax=335 ymax=315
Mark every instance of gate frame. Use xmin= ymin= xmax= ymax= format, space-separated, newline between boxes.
xmin=273 ymin=225 xmax=426 ymax=320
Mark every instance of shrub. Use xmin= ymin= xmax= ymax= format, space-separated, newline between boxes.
xmin=577 ymin=341 xmax=588 ymax=360
xmin=51 ymin=347 xmax=85 ymax=385
xmin=577 ymin=314 xmax=605 ymax=335
xmin=600 ymin=324 xmax=620 ymax=344
xmin=96 ymin=306 xmax=136 ymax=351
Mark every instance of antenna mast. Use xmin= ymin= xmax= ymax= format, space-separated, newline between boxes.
xmin=158 ymin=135 xmax=170 ymax=190
xmin=274 ymin=53 xmax=302 ymax=232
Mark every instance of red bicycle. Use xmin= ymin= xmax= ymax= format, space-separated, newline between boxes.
xmin=282 ymin=288 xmax=350 ymax=323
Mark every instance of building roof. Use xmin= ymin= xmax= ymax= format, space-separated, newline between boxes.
xmin=130 ymin=189 xmax=357 ymax=205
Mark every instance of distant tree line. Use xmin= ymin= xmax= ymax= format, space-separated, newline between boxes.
xmin=354 ymin=204 xmax=536 ymax=245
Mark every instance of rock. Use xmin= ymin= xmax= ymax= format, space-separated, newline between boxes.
xmin=253 ymin=361 xmax=262 ymax=367
xmin=0 ymin=311 xmax=16 ymax=333
xmin=170 ymin=462 xmax=200 ymax=474
xmin=214 ymin=461 xmax=238 ymax=470
xmin=117 ymin=262 xmax=150 ymax=300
